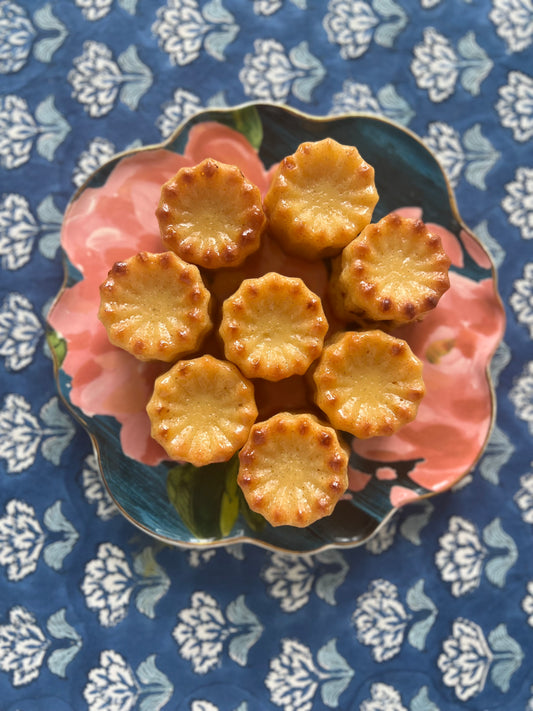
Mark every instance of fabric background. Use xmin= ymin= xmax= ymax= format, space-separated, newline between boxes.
xmin=1 ymin=0 xmax=532 ymax=709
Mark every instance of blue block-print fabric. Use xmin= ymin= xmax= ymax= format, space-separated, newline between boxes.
xmin=1 ymin=0 xmax=532 ymax=709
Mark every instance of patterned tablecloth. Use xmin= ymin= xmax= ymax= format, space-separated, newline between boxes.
xmin=1 ymin=1 xmax=532 ymax=709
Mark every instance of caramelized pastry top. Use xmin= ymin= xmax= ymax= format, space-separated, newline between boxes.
xmin=313 ymin=329 xmax=425 ymax=438
xmin=238 ymin=412 xmax=349 ymax=527
xmin=156 ymin=158 xmax=266 ymax=269
xmin=146 ymin=354 xmax=258 ymax=467
xmin=337 ymin=213 xmax=451 ymax=324
xmin=98 ymin=250 xmax=211 ymax=362
xmin=263 ymin=137 xmax=379 ymax=259
xmin=219 ymin=272 xmax=329 ymax=381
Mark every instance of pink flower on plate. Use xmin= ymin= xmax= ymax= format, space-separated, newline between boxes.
xmin=350 ymin=207 xmax=505 ymax=503
xmin=49 ymin=123 xmax=275 ymax=465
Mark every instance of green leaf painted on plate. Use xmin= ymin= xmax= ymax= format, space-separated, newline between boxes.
xmin=232 ymin=106 xmax=263 ymax=150
xmin=167 ymin=460 xmax=228 ymax=539
xmin=47 ymin=329 xmax=67 ymax=368
xmin=220 ymin=458 xmax=240 ymax=537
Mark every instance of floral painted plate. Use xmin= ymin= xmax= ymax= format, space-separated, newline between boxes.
xmin=47 ymin=103 xmax=505 ymax=553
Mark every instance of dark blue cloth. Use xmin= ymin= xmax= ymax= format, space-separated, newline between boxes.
xmin=1 ymin=1 xmax=532 ymax=709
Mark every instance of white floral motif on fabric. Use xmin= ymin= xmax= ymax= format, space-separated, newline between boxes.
xmin=502 ymin=166 xmax=533 ymax=239
xmin=0 ymin=1 xmax=35 ymax=73
xmin=435 ymin=516 xmax=486 ymax=596
xmin=510 ymin=360 xmax=533 ymax=434
xmin=490 ymin=0 xmax=533 ymax=52
xmin=360 ymin=682 xmax=408 ymax=711
xmin=0 ymin=607 xmax=50 ymax=686
xmin=496 ymin=70 xmax=533 ymax=141
xmin=510 ymin=263 xmax=533 ymax=338
xmin=0 ymin=500 xmax=44 ymax=581
xmin=352 ymin=579 xmax=410 ymax=661
xmin=514 ymin=467 xmax=533 ymax=522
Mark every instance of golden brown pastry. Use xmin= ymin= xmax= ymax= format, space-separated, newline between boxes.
xmin=98 ymin=250 xmax=211 ymax=362
xmin=238 ymin=412 xmax=349 ymax=527
xmin=312 ymin=329 xmax=425 ymax=438
xmin=156 ymin=158 xmax=266 ymax=269
xmin=263 ymin=137 xmax=379 ymax=259
xmin=219 ymin=272 xmax=329 ymax=381
xmin=335 ymin=212 xmax=451 ymax=325
xmin=146 ymin=354 xmax=258 ymax=466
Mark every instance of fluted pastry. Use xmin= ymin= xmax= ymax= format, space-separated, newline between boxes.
xmin=98 ymin=250 xmax=211 ymax=362
xmin=156 ymin=158 xmax=266 ymax=269
xmin=334 ymin=213 xmax=451 ymax=325
xmin=312 ymin=329 xmax=425 ymax=438
xmin=146 ymin=354 xmax=258 ymax=466
xmin=263 ymin=137 xmax=379 ymax=259
xmin=238 ymin=412 xmax=349 ymax=527
xmin=219 ymin=272 xmax=328 ymax=381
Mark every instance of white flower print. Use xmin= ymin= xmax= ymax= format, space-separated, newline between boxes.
xmin=0 ymin=94 xmax=38 ymax=168
xmin=365 ymin=515 xmax=398 ymax=554
xmin=0 ymin=500 xmax=44 ymax=581
xmin=324 ymin=0 xmax=379 ymax=59
xmin=510 ymin=361 xmax=533 ymax=434
xmin=438 ymin=618 xmax=492 ymax=700
xmin=82 ymin=543 xmax=170 ymax=626
xmin=412 ymin=29 xmax=492 ymax=101
xmin=352 ymin=579 xmax=410 ymax=661
xmin=265 ymin=638 xmax=353 ymax=711
xmin=75 ymin=0 xmax=113 ymax=21
xmin=84 ymin=652 xmax=172 ymax=711
xmin=73 ymin=137 xmax=116 ymax=188
xmin=81 ymin=453 xmax=118 ymax=520
xmin=84 ymin=650 xmax=139 ymax=710
xmin=411 ymin=28 xmax=458 ymax=101
xmin=0 ymin=94 xmax=69 ymax=167
xmin=424 ymin=121 xmax=499 ymax=190
xmin=324 ymin=0 xmax=407 ymax=60
xmin=82 ymin=543 xmax=136 ymax=626
xmin=496 ymin=70 xmax=533 ymax=141
xmin=331 ymin=80 xmax=415 ymax=126
xmin=360 ymin=682 xmax=407 ymax=711
xmin=490 ymin=0 xmax=533 ymax=52
xmin=0 ymin=607 xmax=50 ymax=686
xmin=515 ymin=468 xmax=533 ymax=523
xmin=0 ymin=1 xmax=35 ymax=73
xmin=69 ymin=41 xmax=120 ymax=116
xmin=0 ymin=293 xmax=42 ymax=371
xmin=435 ymin=516 xmax=487 ymax=596
xmin=240 ymin=39 xmax=325 ymax=102
xmin=261 ymin=550 xmax=348 ymax=612
xmin=523 ymin=580 xmax=533 ymax=625
xmin=511 ymin=263 xmax=533 ymax=338
xmin=69 ymin=41 xmax=152 ymax=117
xmin=253 ymin=0 xmax=306 ymax=15
xmin=156 ymin=88 xmax=202 ymax=139
xmin=173 ymin=592 xmax=262 ymax=673
xmin=0 ymin=193 xmax=39 ymax=270
xmin=153 ymin=0 xmax=238 ymax=66
xmin=423 ymin=122 xmax=464 ymax=187
xmin=0 ymin=394 xmax=75 ymax=473
xmin=502 ymin=166 xmax=533 ymax=239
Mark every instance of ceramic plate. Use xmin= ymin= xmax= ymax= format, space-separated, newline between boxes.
xmin=47 ymin=103 xmax=505 ymax=553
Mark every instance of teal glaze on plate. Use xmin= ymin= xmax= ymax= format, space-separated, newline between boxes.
xmin=48 ymin=103 xmax=505 ymax=553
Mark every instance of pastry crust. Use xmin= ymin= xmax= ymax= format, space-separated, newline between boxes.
xmin=98 ymin=250 xmax=211 ymax=362
xmin=219 ymin=272 xmax=329 ymax=381
xmin=238 ymin=412 xmax=349 ymax=527
xmin=263 ymin=137 xmax=379 ymax=259
xmin=156 ymin=158 xmax=266 ymax=269
xmin=312 ymin=329 xmax=425 ymax=438
xmin=336 ymin=212 xmax=451 ymax=325
xmin=146 ymin=354 xmax=258 ymax=466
